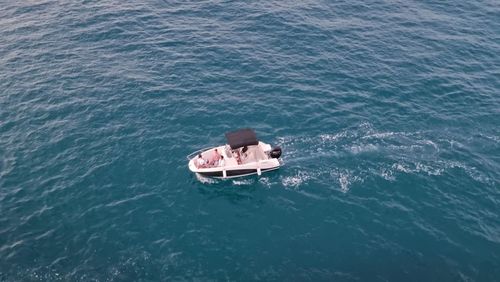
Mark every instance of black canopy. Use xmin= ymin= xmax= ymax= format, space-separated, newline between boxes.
xmin=225 ymin=128 xmax=259 ymax=149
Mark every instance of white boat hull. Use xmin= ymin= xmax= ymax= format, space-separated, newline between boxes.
xmin=187 ymin=142 xmax=281 ymax=179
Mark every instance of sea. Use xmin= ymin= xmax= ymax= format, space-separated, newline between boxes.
xmin=1 ymin=0 xmax=499 ymax=281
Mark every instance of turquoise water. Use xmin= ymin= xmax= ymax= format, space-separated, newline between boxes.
xmin=1 ymin=0 xmax=499 ymax=280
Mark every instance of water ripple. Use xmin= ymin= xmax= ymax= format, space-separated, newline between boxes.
xmin=1 ymin=0 xmax=499 ymax=280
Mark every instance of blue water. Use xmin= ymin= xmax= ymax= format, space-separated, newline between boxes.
xmin=1 ymin=0 xmax=499 ymax=280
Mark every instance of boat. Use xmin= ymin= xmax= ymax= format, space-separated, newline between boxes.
xmin=187 ymin=128 xmax=282 ymax=179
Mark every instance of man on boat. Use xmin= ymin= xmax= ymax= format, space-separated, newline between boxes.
xmin=218 ymin=155 xmax=225 ymax=167
xmin=241 ymin=146 xmax=248 ymax=159
xmin=196 ymin=154 xmax=206 ymax=168
xmin=210 ymin=149 xmax=221 ymax=166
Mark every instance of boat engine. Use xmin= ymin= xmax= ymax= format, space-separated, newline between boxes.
xmin=270 ymin=146 xmax=282 ymax=158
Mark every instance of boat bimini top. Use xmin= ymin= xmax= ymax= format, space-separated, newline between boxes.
xmin=225 ymin=128 xmax=259 ymax=149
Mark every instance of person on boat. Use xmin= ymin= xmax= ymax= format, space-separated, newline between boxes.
xmin=210 ymin=149 xmax=221 ymax=165
xmin=241 ymin=146 xmax=248 ymax=159
xmin=218 ymin=155 xmax=225 ymax=167
xmin=233 ymin=149 xmax=242 ymax=165
xmin=196 ymin=154 xmax=206 ymax=168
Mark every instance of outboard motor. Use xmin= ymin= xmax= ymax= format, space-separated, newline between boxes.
xmin=270 ymin=146 xmax=282 ymax=159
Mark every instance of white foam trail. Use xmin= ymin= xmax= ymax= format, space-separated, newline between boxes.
xmin=276 ymin=123 xmax=493 ymax=191
xmin=391 ymin=162 xmax=443 ymax=176
xmin=380 ymin=160 xmax=492 ymax=185
xmin=195 ymin=173 xmax=218 ymax=184
xmin=418 ymin=139 xmax=439 ymax=150
xmin=479 ymin=134 xmax=500 ymax=143
xmin=281 ymin=171 xmax=311 ymax=188
xmin=232 ymin=179 xmax=254 ymax=186
xmin=416 ymin=162 xmax=443 ymax=176
xmin=443 ymin=161 xmax=492 ymax=184
xmin=330 ymin=170 xmax=363 ymax=193
xmin=319 ymin=131 xmax=348 ymax=142
xmin=259 ymin=177 xmax=273 ymax=188
xmin=348 ymin=144 xmax=378 ymax=154
xmin=380 ymin=168 xmax=395 ymax=181
xmin=361 ymin=131 xmax=397 ymax=139
xmin=338 ymin=173 xmax=350 ymax=193
xmin=393 ymin=163 xmax=411 ymax=173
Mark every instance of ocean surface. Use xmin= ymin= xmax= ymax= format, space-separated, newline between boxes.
xmin=1 ymin=0 xmax=499 ymax=280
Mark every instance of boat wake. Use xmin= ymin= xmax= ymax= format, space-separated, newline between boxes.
xmin=273 ymin=122 xmax=493 ymax=193
xmin=195 ymin=173 xmax=219 ymax=184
